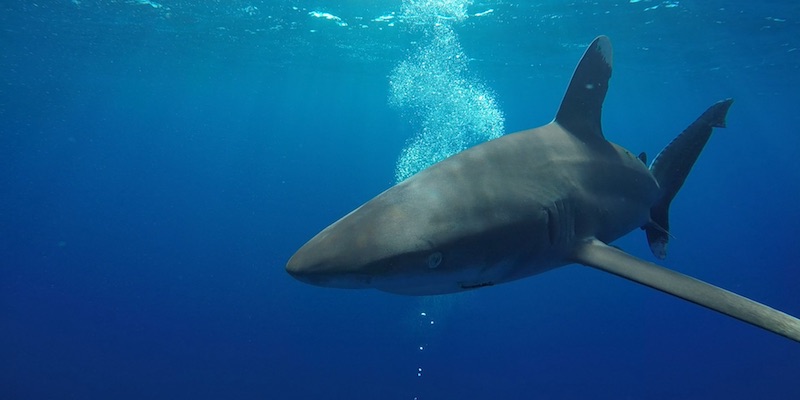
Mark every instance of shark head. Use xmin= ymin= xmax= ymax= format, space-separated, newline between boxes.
xmin=285 ymin=190 xmax=434 ymax=291
xmin=286 ymin=170 xmax=555 ymax=295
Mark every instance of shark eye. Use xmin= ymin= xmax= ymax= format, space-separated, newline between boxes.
xmin=427 ymin=252 xmax=443 ymax=269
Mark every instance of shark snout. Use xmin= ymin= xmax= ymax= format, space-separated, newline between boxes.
xmin=285 ymin=237 xmax=373 ymax=289
xmin=286 ymin=193 xmax=431 ymax=290
xmin=285 ymin=253 xmax=314 ymax=283
xmin=286 ymin=259 xmax=372 ymax=289
xmin=285 ymin=244 xmax=329 ymax=286
xmin=286 ymin=258 xmax=335 ymax=289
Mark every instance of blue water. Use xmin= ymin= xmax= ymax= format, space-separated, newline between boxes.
xmin=3 ymin=1 xmax=800 ymax=399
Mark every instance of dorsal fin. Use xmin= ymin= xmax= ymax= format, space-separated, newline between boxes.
xmin=555 ymin=36 xmax=613 ymax=140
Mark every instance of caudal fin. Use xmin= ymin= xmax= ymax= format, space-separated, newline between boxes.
xmin=645 ymin=99 xmax=734 ymax=259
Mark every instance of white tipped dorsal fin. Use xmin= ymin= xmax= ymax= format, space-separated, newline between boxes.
xmin=554 ymin=36 xmax=613 ymax=140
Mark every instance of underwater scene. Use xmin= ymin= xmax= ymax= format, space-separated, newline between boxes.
xmin=3 ymin=1 xmax=800 ymax=399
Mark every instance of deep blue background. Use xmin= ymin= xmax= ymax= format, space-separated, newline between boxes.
xmin=3 ymin=1 xmax=799 ymax=399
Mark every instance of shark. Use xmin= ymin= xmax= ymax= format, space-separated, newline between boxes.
xmin=286 ymin=36 xmax=800 ymax=342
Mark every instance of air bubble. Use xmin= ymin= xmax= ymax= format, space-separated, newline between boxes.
xmin=390 ymin=2 xmax=504 ymax=183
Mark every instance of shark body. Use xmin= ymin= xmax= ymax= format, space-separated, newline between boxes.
xmin=287 ymin=36 xmax=800 ymax=342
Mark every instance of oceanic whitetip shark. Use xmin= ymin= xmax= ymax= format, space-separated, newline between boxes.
xmin=287 ymin=36 xmax=800 ymax=342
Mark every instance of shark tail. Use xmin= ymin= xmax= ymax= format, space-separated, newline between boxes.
xmin=645 ymin=99 xmax=734 ymax=259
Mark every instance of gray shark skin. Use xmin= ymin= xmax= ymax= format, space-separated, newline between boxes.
xmin=287 ymin=36 xmax=800 ymax=342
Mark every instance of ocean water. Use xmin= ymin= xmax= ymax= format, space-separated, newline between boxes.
xmin=2 ymin=1 xmax=800 ymax=399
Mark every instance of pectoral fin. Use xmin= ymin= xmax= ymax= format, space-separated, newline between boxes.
xmin=570 ymin=239 xmax=800 ymax=343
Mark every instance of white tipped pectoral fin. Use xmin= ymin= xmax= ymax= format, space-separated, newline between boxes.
xmin=570 ymin=239 xmax=800 ymax=343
